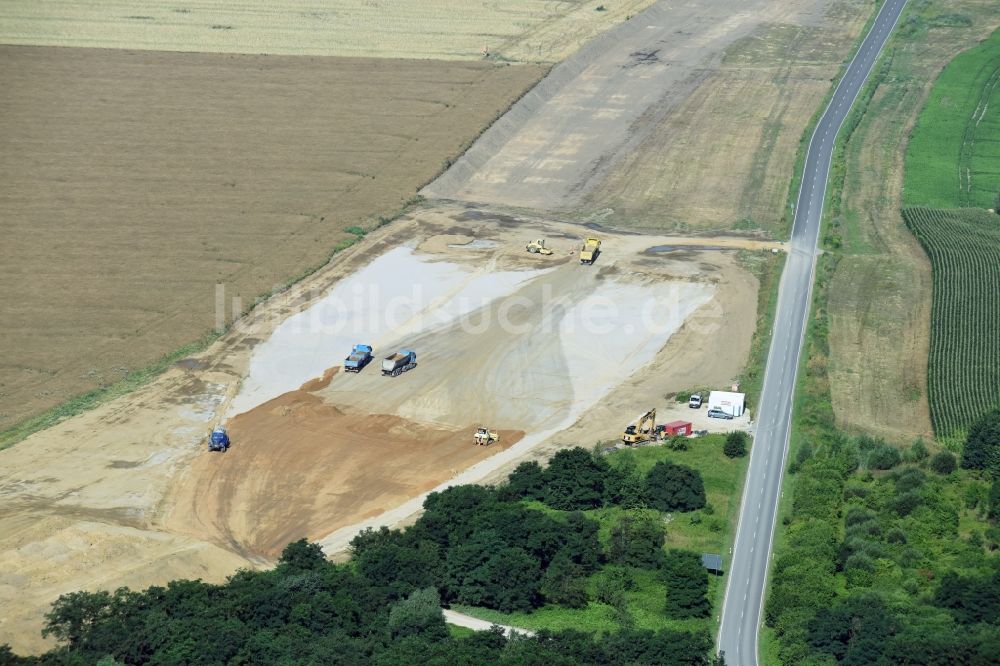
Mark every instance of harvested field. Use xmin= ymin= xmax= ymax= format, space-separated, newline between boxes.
xmin=0 ymin=207 xmax=761 ymax=652
xmin=0 ymin=45 xmax=545 ymax=434
xmin=0 ymin=0 xmax=653 ymax=62
xmin=588 ymin=3 xmax=871 ymax=234
xmin=423 ymin=0 xmax=871 ymax=235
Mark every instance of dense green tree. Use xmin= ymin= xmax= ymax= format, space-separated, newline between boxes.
xmin=540 ymin=552 xmax=589 ymax=608
xmin=608 ymin=511 xmax=666 ymax=569
xmin=277 ymin=539 xmax=327 ymax=572
xmin=542 ymin=448 xmax=609 ymax=510
xmin=357 ymin=537 xmax=441 ymax=596
xmin=387 ymin=588 xmax=448 ymax=639
xmin=723 ymin=432 xmax=748 ymax=458
xmin=663 ymin=550 xmax=709 ymax=619
xmin=989 ymin=477 xmax=1000 ymax=521
xmin=603 ymin=455 xmax=648 ymax=508
xmin=933 ymin=569 xmax=1000 ymax=624
xmin=931 ymin=450 xmax=958 ymax=475
xmin=501 ymin=461 xmax=545 ymax=501
xmin=645 ymin=462 xmax=706 ymax=512
xmin=561 ymin=511 xmax=603 ymax=573
xmin=962 ymin=408 xmax=1000 ymax=474
xmin=418 ymin=485 xmax=498 ymax=548
xmin=807 ymin=594 xmax=899 ymax=664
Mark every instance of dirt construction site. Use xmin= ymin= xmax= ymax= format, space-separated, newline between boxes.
xmin=0 ymin=207 xmax=762 ymax=650
xmin=0 ymin=0 xmax=873 ymax=653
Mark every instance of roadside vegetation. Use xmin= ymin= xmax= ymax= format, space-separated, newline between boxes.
xmin=454 ymin=438 xmax=748 ymax=635
xmin=765 ymin=6 xmax=1000 ymax=663
xmin=903 ymin=27 xmax=1000 ymax=209
xmin=1 ymin=443 xmax=745 ymax=664
xmin=765 ymin=249 xmax=1000 ymax=663
xmin=903 ymin=208 xmax=1000 ymax=438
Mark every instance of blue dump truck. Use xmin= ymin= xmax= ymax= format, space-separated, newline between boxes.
xmin=344 ymin=344 xmax=373 ymax=373
xmin=382 ymin=349 xmax=417 ymax=377
xmin=208 ymin=426 xmax=230 ymax=452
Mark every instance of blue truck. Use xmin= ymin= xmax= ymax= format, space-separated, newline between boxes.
xmin=208 ymin=426 xmax=230 ymax=452
xmin=381 ymin=349 xmax=417 ymax=377
xmin=344 ymin=344 xmax=373 ymax=373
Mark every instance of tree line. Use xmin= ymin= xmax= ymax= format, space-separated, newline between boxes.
xmin=1 ymin=447 xmax=720 ymax=665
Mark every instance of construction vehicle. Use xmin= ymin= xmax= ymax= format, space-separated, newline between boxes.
xmin=526 ymin=239 xmax=554 ymax=255
xmin=622 ymin=409 xmax=656 ymax=445
xmin=474 ymin=427 xmax=499 ymax=446
xmin=344 ymin=344 xmax=373 ymax=373
xmin=580 ymin=237 xmax=601 ymax=265
xmin=208 ymin=426 xmax=230 ymax=452
xmin=382 ymin=349 xmax=417 ymax=377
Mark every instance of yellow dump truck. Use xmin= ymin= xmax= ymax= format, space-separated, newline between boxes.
xmin=580 ymin=237 xmax=601 ymax=264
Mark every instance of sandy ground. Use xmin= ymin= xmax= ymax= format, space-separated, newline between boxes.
xmin=0 ymin=45 xmax=545 ymax=432
xmin=0 ymin=204 xmax=762 ymax=652
xmin=422 ymin=0 xmax=867 ymax=219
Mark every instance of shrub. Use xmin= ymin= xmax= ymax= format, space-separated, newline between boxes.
xmin=868 ymin=445 xmax=902 ymax=470
xmin=893 ymin=491 xmax=923 ymax=517
xmin=595 ymin=567 xmax=635 ymax=606
xmin=906 ymin=439 xmax=929 ymax=463
xmin=724 ymin=431 xmax=748 ymax=458
xmin=608 ymin=512 xmax=666 ymax=569
xmin=930 ymin=451 xmax=957 ymax=475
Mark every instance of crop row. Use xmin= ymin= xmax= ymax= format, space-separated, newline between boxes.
xmin=903 ymin=207 xmax=1000 ymax=436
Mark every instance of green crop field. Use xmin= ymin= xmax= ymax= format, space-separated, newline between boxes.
xmin=903 ymin=207 xmax=1000 ymax=437
xmin=903 ymin=28 xmax=1000 ymax=209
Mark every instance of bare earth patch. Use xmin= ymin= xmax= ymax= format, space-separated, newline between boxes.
xmin=0 ymin=45 xmax=545 ymax=432
xmin=0 ymin=207 xmax=761 ymax=652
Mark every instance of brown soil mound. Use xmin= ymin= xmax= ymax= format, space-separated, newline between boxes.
xmin=165 ymin=388 xmax=521 ymax=559
xmin=299 ymin=366 xmax=340 ymax=392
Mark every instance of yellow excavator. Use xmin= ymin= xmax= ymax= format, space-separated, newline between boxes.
xmin=622 ymin=409 xmax=656 ymax=445
xmin=526 ymin=239 xmax=554 ymax=255
xmin=475 ymin=426 xmax=500 ymax=446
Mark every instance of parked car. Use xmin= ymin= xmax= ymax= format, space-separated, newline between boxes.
xmin=707 ymin=408 xmax=733 ymax=420
xmin=688 ymin=394 xmax=702 ymax=409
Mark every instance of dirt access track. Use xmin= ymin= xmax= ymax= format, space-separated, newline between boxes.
xmin=0 ymin=203 xmax=762 ymax=652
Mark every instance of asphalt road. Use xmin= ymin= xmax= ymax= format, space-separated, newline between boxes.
xmin=716 ymin=1 xmax=909 ymax=663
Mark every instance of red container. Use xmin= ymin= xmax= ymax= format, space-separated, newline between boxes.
xmin=662 ymin=420 xmax=693 ymax=436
